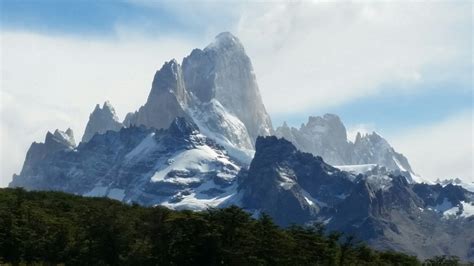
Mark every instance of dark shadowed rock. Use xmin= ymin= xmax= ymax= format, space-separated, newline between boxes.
xmin=14 ymin=129 xmax=76 ymax=179
xmin=237 ymin=136 xmax=474 ymax=260
xmin=239 ymin=136 xmax=353 ymax=226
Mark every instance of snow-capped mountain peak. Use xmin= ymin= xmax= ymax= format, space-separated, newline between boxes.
xmin=205 ymin=32 xmax=244 ymax=52
xmin=82 ymin=101 xmax=123 ymax=143
xmin=53 ymin=128 xmax=76 ymax=148
xmin=121 ymin=32 xmax=271 ymax=162
xmin=275 ymin=113 xmax=415 ymax=180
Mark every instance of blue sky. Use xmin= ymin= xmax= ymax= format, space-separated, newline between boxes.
xmin=2 ymin=1 xmax=176 ymax=36
xmin=1 ymin=0 xmax=237 ymax=39
xmin=1 ymin=1 xmax=472 ymax=185
xmin=274 ymin=82 xmax=473 ymax=135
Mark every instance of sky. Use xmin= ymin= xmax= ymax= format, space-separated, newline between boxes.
xmin=0 ymin=0 xmax=472 ymax=187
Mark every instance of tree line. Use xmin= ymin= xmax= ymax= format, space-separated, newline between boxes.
xmin=0 ymin=188 xmax=464 ymax=265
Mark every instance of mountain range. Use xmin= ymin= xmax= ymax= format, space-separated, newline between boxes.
xmin=9 ymin=32 xmax=474 ymax=261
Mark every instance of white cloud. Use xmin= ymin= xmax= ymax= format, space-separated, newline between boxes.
xmin=236 ymin=1 xmax=471 ymax=114
xmin=346 ymin=123 xmax=375 ymax=142
xmin=389 ymin=110 xmax=473 ymax=182
xmin=0 ymin=30 xmax=201 ymax=187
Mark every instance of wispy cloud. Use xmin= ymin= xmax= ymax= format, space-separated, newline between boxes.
xmin=0 ymin=30 xmax=200 ymax=187
xmin=236 ymin=1 xmax=471 ymax=114
xmin=389 ymin=110 xmax=473 ymax=182
xmin=346 ymin=123 xmax=376 ymax=142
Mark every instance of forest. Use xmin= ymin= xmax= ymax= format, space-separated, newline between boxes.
xmin=0 ymin=188 xmax=463 ymax=265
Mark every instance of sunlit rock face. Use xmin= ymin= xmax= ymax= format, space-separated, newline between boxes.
xmin=276 ymin=114 xmax=352 ymax=165
xmin=182 ymin=32 xmax=273 ymax=142
xmin=238 ymin=136 xmax=474 ymax=261
xmin=82 ymin=101 xmax=123 ymax=143
xmin=122 ymin=32 xmax=272 ymax=162
xmin=275 ymin=113 xmax=414 ymax=179
xmin=124 ymin=60 xmax=190 ymax=132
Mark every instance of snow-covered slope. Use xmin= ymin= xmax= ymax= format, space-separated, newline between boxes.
xmin=11 ymin=118 xmax=241 ymax=209
xmin=335 ymin=164 xmax=377 ymax=174
xmin=436 ymin=178 xmax=474 ymax=192
xmin=188 ymin=98 xmax=255 ymax=163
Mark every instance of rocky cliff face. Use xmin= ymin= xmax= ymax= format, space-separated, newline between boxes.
xmin=11 ymin=118 xmax=241 ymax=208
xmin=121 ymin=32 xmax=272 ymax=162
xmin=124 ymin=60 xmax=189 ymax=131
xmin=238 ymin=136 xmax=474 ymax=260
xmin=275 ymin=114 xmax=415 ymax=180
xmin=352 ymin=131 xmax=413 ymax=173
xmin=82 ymin=101 xmax=123 ymax=143
xmin=183 ymin=32 xmax=273 ymax=141
xmin=275 ymin=114 xmax=352 ymax=165
xmin=239 ymin=136 xmax=353 ymax=225
xmin=14 ymin=128 xmax=75 ymax=179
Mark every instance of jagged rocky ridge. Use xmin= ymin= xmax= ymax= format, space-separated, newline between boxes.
xmin=275 ymin=114 xmax=421 ymax=182
xmin=11 ymin=118 xmax=241 ymax=209
xmin=240 ymin=136 xmax=474 ymax=260
xmin=16 ymin=128 xmax=76 ymax=178
xmin=10 ymin=32 xmax=474 ymax=260
xmin=82 ymin=34 xmax=411 ymax=176
xmin=82 ymin=101 xmax=123 ymax=143
xmin=120 ymin=32 xmax=272 ymax=162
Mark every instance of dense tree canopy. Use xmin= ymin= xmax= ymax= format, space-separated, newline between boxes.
xmin=0 ymin=188 xmax=462 ymax=265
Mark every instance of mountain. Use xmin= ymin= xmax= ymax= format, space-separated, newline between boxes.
xmin=124 ymin=60 xmax=189 ymax=131
xmin=436 ymin=178 xmax=474 ymax=193
xmin=275 ymin=114 xmax=352 ymax=165
xmin=239 ymin=136 xmax=474 ymax=260
xmin=238 ymin=136 xmax=354 ymax=225
xmin=275 ymin=114 xmax=417 ymax=181
xmin=124 ymin=32 xmax=272 ymax=162
xmin=353 ymin=131 xmax=413 ymax=173
xmin=9 ymin=32 xmax=473 ymax=261
xmin=12 ymin=128 xmax=75 ymax=180
xmin=182 ymin=32 xmax=273 ymax=142
xmin=82 ymin=101 xmax=123 ymax=143
xmin=11 ymin=125 xmax=474 ymax=260
xmin=11 ymin=118 xmax=241 ymax=209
